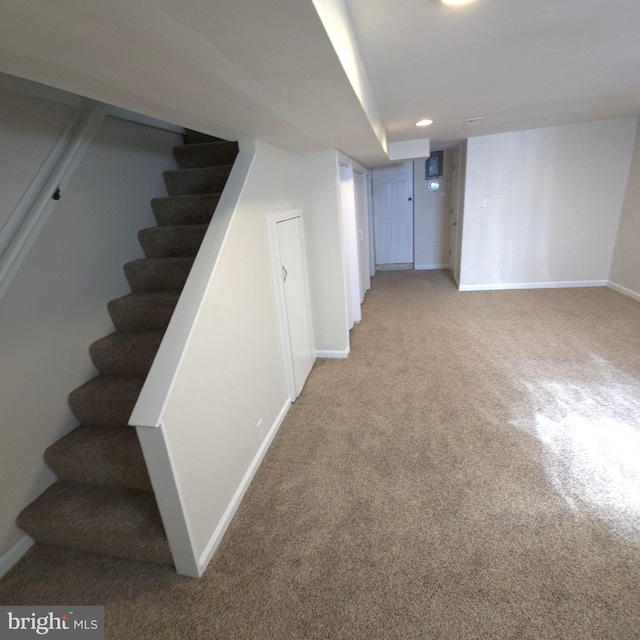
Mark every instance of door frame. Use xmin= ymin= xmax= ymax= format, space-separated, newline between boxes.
xmin=372 ymin=161 xmax=415 ymax=267
xmin=353 ymin=167 xmax=371 ymax=300
xmin=267 ymin=209 xmax=315 ymax=401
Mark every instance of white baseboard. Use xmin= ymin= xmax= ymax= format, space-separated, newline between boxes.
xmin=0 ymin=535 xmax=34 ymax=579
xmin=414 ymin=264 xmax=449 ymax=270
xmin=197 ymin=398 xmax=291 ymax=574
xmin=459 ymin=280 xmax=608 ymax=292
xmin=315 ymin=349 xmax=350 ymax=359
xmin=608 ymin=280 xmax=640 ymax=302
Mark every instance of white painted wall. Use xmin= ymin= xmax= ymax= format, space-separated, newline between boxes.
xmin=610 ymin=117 xmax=640 ymax=299
xmin=413 ymin=152 xmax=452 ymax=270
xmin=0 ymin=107 xmax=181 ymax=558
xmin=459 ymin=118 xmax=637 ymax=289
xmin=298 ymin=150 xmax=350 ymax=355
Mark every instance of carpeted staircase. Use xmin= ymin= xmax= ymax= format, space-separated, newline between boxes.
xmin=16 ymin=131 xmax=238 ymax=569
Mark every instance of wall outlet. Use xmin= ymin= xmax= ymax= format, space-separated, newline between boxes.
xmin=480 ymin=198 xmax=488 ymax=208
xmin=256 ymin=418 xmax=264 ymax=440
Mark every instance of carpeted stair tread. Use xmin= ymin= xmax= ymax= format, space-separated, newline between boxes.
xmin=173 ymin=141 xmax=239 ymax=170
xmin=90 ymin=331 xmax=164 ymax=376
xmin=138 ymin=225 xmax=208 ymax=258
xmin=163 ymin=165 xmax=232 ymax=196
xmin=68 ymin=376 xmax=144 ymax=427
xmin=44 ymin=426 xmax=151 ymax=491
xmin=151 ymin=194 xmax=221 ymax=226
xmin=17 ymin=482 xmax=172 ymax=566
xmin=108 ymin=292 xmax=180 ymax=332
xmin=124 ymin=257 xmax=195 ymax=293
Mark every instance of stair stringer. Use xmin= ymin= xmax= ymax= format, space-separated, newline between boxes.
xmin=129 ymin=139 xmax=257 ymax=578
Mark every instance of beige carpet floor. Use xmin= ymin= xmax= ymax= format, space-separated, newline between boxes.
xmin=2 ymin=270 xmax=640 ymax=639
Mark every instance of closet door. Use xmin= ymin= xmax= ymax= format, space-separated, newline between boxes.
xmin=273 ymin=213 xmax=315 ymax=398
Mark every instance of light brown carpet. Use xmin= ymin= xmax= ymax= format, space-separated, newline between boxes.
xmin=2 ymin=270 xmax=640 ymax=639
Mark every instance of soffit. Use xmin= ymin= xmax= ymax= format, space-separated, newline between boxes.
xmin=0 ymin=0 xmax=387 ymax=165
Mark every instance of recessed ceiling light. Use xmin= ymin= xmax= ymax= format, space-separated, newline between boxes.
xmin=442 ymin=0 xmax=476 ymax=5
xmin=416 ymin=119 xmax=434 ymax=127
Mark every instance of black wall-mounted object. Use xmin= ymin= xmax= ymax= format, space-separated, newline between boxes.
xmin=426 ymin=151 xmax=444 ymax=179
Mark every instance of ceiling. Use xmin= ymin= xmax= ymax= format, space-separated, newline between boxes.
xmin=1 ymin=0 xmax=639 ymax=166
xmin=344 ymin=0 xmax=640 ymax=150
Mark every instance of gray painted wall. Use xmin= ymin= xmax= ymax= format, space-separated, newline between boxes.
xmin=413 ymin=151 xmax=452 ymax=270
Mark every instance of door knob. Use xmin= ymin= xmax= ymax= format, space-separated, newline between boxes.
xmin=452 ymin=222 xmax=458 ymax=226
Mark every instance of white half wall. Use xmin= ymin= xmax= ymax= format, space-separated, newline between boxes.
xmin=159 ymin=140 xmax=297 ymax=571
xmin=459 ymin=118 xmax=637 ymax=288
xmin=610 ymin=116 xmax=640 ymax=299
xmin=138 ymin=141 xmax=352 ymax=576
xmin=0 ymin=107 xmax=181 ymax=558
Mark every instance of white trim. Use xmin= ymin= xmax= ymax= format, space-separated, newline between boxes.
xmin=0 ymin=101 xmax=106 ymax=302
xmin=608 ymin=280 xmax=640 ymax=302
xmin=136 ymin=423 xmax=200 ymax=578
xmin=197 ymin=399 xmax=291 ymax=574
xmin=458 ymin=280 xmax=608 ymax=292
xmin=316 ymin=349 xmax=350 ymax=359
xmin=102 ymin=105 xmax=184 ymax=135
xmin=368 ymin=175 xmax=375 ymax=278
xmin=0 ymin=535 xmax=34 ymax=579
xmin=339 ymin=161 xmax=362 ymax=327
xmin=414 ymin=264 xmax=449 ymax=270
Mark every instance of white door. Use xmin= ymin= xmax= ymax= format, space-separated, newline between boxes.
xmin=372 ymin=162 xmax=414 ymax=265
xmin=276 ymin=215 xmax=315 ymax=398
xmin=354 ymin=169 xmax=371 ymax=301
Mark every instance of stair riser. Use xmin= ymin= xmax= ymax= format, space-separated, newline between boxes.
xmin=124 ymin=260 xmax=194 ymax=293
xmin=45 ymin=454 xmax=152 ymax=492
xmin=17 ymin=483 xmax=172 ymax=566
xmin=138 ymin=226 xmax=207 ymax=258
xmin=173 ymin=142 xmax=239 ymax=170
xmin=44 ymin=428 xmax=152 ymax=491
xmin=163 ymin=166 xmax=232 ymax=196
xmin=151 ymin=196 xmax=219 ymax=226
xmin=68 ymin=382 xmax=143 ymax=427
xmin=108 ymin=296 xmax=178 ymax=332
xmin=90 ymin=334 xmax=163 ymax=377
